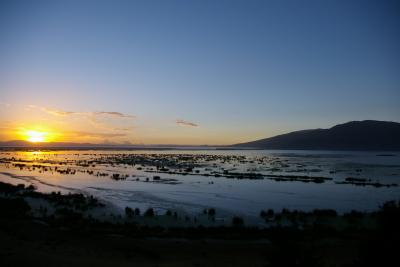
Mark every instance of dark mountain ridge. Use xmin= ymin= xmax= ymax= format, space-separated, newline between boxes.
xmin=235 ymin=120 xmax=400 ymax=151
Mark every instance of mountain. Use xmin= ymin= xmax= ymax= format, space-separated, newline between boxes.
xmin=235 ymin=120 xmax=400 ymax=151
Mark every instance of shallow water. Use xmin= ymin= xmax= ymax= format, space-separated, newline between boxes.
xmin=0 ymin=149 xmax=399 ymax=219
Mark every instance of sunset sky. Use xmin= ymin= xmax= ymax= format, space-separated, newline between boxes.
xmin=1 ymin=0 xmax=399 ymax=145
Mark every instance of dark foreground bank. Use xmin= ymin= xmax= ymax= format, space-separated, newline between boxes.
xmin=0 ymin=181 xmax=399 ymax=267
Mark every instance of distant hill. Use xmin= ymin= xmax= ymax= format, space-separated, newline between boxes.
xmin=0 ymin=140 xmax=218 ymax=150
xmin=235 ymin=120 xmax=400 ymax=151
xmin=0 ymin=140 xmax=107 ymax=148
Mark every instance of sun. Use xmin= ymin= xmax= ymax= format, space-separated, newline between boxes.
xmin=25 ymin=130 xmax=48 ymax=143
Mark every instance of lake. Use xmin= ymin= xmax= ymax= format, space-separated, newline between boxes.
xmin=1 ymin=149 xmax=399 ymax=222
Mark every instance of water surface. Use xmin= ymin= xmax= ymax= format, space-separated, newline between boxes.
xmin=1 ymin=149 xmax=399 ymax=220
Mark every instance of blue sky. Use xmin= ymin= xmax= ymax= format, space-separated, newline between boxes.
xmin=0 ymin=0 xmax=399 ymax=144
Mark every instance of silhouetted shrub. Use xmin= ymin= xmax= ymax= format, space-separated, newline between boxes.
xmin=134 ymin=208 xmax=141 ymax=216
xmin=0 ymin=197 xmax=30 ymax=218
xmin=260 ymin=210 xmax=267 ymax=218
xmin=16 ymin=184 xmax=25 ymax=189
xmin=282 ymin=208 xmax=290 ymax=215
xmin=267 ymin=209 xmax=275 ymax=217
xmin=125 ymin=207 xmax=134 ymax=217
xmin=0 ymin=181 xmax=22 ymax=194
xmin=144 ymin=208 xmax=155 ymax=217
xmin=344 ymin=210 xmax=364 ymax=219
xmin=232 ymin=216 xmax=244 ymax=227
xmin=378 ymin=200 xmax=400 ymax=232
xmin=312 ymin=209 xmax=337 ymax=217
xmin=208 ymin=208 xmax=216 ymax=216
xmin=54 ymin=207 xmax=83 ymax=223
xmin=261 ymin=209 xmax=275 ymax=219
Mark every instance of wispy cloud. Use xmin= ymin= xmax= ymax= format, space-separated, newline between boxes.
xmin=42 ymin=108 xmax=78 ymax=116
xmin=176 ymin=119 xmax=198 ymax=127
xmin=94 ymin=111 xmax=135 ymax=118
xmin=41 ymin=107 xmax=135 ymax=119
xmin=113 ymin=127 xmax=134 ymax=131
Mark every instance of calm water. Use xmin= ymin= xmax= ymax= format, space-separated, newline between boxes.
xmin=1 ymin=149 xmax=399 ymax=220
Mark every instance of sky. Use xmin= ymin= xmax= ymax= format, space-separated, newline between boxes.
xmin=0 ymin=0 xmax=399 ymax=145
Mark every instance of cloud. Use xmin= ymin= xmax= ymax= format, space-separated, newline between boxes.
xmin=94 ymin=111 xmax=135 ymax=118
xmin=42 ymin=108 xmax=78 ymax=116
xmin=176 ymin=119 xmax=198 ymax=127
xmin=40 ymin=107 xmax=135 ymax=119
xmin=113 ymin=127 xmax=134 ymax=131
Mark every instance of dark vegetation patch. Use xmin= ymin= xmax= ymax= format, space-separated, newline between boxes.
xmin=335 ymin=177 xmax=398 ymax=187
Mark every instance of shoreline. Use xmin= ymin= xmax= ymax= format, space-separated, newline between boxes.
xmin=0 ymin=180 xmax=397 ymax=229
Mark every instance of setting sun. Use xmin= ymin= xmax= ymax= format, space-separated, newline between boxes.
xmin=25 ymin=130 xmax=47 ymax=143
